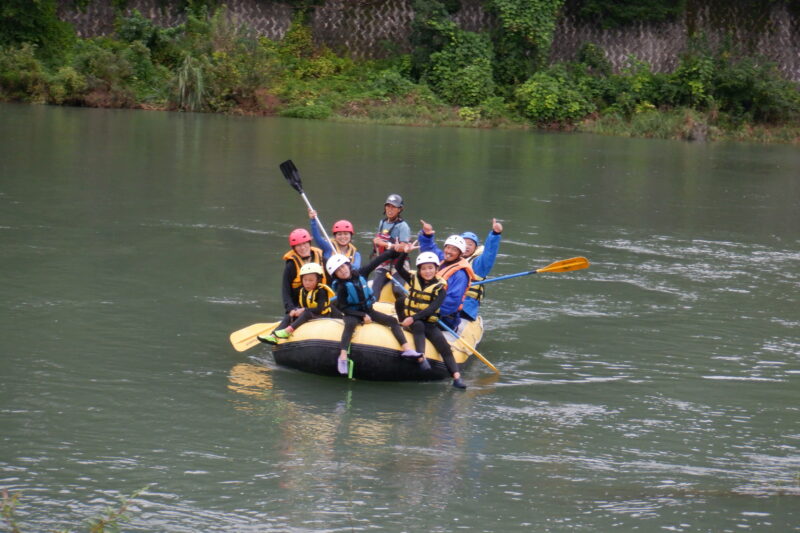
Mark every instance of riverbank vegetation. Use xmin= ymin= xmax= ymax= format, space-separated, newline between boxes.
xmin=1 ymin=0 xmax=799 ymax=143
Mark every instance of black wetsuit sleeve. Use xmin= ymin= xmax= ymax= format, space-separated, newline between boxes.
xmin=395 ymin=254 xmax=412 ymax=283
xmin=411 ymin=286 xmax=446 ymax=322
xmin=282 ymin=261 xmax=298 ymax=313
xmin=358 ymin=248 xmax=400 ymax=278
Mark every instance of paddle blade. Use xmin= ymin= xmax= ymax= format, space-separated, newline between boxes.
xmin=279 ymin=160 xmax=303 ymax=194
xmin=536 ymin=256 xmax=590 ymax=274
xmin=229 ymin=322 xmax=280 ymax=352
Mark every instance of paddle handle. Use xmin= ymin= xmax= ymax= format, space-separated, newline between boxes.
xmin=299 ymin=191 xmax=336 ymax=250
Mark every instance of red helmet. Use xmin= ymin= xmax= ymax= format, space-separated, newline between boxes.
xmin=288 ymin=228 xmax=312 ymax=246
xmin=332 ymin=220 xmax=354 ymax=234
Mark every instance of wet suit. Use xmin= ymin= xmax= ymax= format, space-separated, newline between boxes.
xmin=394 ymin=258 xmax=460 ymax=377
xmin=333 ymin=249 xmax=408 ymax=352
xmin=273 ymin=283 xmax=339 ymax=334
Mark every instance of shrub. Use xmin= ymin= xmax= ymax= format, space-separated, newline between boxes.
xmin=368 ymin=68 xmax=416 ymax=97
xmin=280 ymin=102 xmax=333 ymax=119
xmin=0 ymin=44 xmax=49 ymax=102
xmin=424 ymin=21 xmax=495 ymax=106
xmin=515 ymin=66 xmax=595 ymax=123
xmin=176 ymin=55 xmax=207 ymax=111
xmin=48 ymin=66 xmax=88 ymax=104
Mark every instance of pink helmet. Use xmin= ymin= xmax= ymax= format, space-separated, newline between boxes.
xmin=332 ymin=220 xmax=354 ymax=234
xmin=288 ymin=228 xmax=312 ymax=246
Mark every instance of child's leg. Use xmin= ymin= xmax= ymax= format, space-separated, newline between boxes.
xmin=371 ymin=266 xmax=389 ymax=297
xmin=289 ymin=308 xmax=314 ymax=330
xmin=368 ymin=309 xmax=407 ymax=347
xmin=410 ymin=320 xmax=427 ymax=354
xmin=425 ymin=322 xmax=460 ymax=377
xmin=339 ymin=315 xmax=360 ymax=352
xmin=275 ymin=313 xmax=292 ymax=331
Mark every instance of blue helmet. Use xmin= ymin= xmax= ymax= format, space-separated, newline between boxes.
xmin=461 ymin=231 xmax=480 ymax=246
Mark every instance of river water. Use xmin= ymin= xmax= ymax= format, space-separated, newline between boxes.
xmin=1 ymin=103 xmax=798 ymax=531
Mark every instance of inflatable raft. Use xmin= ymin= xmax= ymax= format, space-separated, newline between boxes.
xmin=266 ymin=301 xmax=483 ymax=381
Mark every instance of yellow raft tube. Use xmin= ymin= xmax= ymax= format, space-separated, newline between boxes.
xmin=269 ymin=286 xmax=483 ymax=381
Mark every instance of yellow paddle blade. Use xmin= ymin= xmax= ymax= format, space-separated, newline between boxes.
xmin=536 ymin=256 xmax=590 ymax=274
xmin=229 ymin=322 xmax=281 ymax=352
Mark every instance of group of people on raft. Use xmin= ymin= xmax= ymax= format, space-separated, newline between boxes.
xmin=258 ymin=193 xmax=503 ymax=389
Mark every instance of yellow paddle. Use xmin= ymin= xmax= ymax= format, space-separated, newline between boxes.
xmin=471 ymin=256 xmax=590 ymax=286
xmin=386 ymin=273 xmax=499 ymax=374
xmin=229 ymin=322 xmax=281 ymax=352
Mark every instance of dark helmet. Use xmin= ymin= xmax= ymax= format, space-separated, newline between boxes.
xmin=384 ymin=194 xmax=404 ymax=208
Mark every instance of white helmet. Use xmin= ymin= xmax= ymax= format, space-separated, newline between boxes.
xmin=443 ymin=235 xmax=466 ymax=254
xmin=326 ymin=254 xmax=350 ymax=276
xmin=415 ymin=251 xmax=441 ymax=267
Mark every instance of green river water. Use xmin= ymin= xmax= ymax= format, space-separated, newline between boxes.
xmin=1 ymin=102 xmax=798 ymax=531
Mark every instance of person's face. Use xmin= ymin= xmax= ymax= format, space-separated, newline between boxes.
xmin=335 ymin=263 xmax=351 ymax=279
xmin=301 ymin=273 xmax=319 ymax=291
xmin=464 ymin=238 xmax=477 ymax=257
xmin=293 ymin=242 xmax=311 ymax=257
xmin=418 ymin=263 xmax=437 ymax=280
xmin=443 ymin=244 xmax=461 ymax=262
xmin=334 ymin=231 xmax=351 ymax=246
xmin=384 ymin=204 xmax=401 ymax=220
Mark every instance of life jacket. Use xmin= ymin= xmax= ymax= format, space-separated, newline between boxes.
xmin=372 ymin=216 xmax=405 ymax=258
xmin=437 ymin=257 xmax=477 ymax=311
xmin=403 ymin=273 xmax=447 ymax=323
xmin=333 ymin=275 xmax=375 ymax=312
xmin=334 ymin=241 xmax=358 ymax=263
xmin=299 ymin=283 xmax=336 ymax=316
xmin=464 ymin=245 xmax=485 ymax=302
xmin=283 ymin=247 xmax=325 ymax=289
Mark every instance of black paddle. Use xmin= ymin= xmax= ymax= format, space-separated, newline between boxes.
xmin=279 ymin=160 xmax=334 ymax=248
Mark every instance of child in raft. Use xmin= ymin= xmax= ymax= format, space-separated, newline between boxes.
xmin=326 ymin=244 xmax=421 ymax=375
xmin=394 ymin=251 xmax=467 ymax=389
xmin=258 ymin=263 xmax=336 ymax=344
xmin=308 ymin=208 xmax=361 ymax=268
xmin=260 ymin=228 xmax=329 ymax=343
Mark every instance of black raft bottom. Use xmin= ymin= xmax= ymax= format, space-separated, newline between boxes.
xmin=273 ymin=340 xmax=453 ymax=381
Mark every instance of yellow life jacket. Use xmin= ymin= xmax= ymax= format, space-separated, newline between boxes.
xmin=403 ymin=273 xmax=447 ymax=323
xmin=465 ymin=245 xmax=485 ymax=302
xmin=334 ymin=242 xmax=358 ymax=263
xmin=299 ymin=283 xmax=336 ymax=316
xmin=283 ymin=247 xmax=325 ymax=289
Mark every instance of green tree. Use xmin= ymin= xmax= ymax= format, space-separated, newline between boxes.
xmin=0 ymin=0 xmax=75 ymax=63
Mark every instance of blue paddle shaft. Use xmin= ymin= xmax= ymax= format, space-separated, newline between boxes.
xmin=471 ymin=270 xmax=536 ymax=286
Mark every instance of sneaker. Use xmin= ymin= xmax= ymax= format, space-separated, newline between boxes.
xmin=418 ymin=358 xmax=431 ymax=371
xmin=274 ymin=329 xmax=291 ymax=339
xmin=337 ymin=358 xmax=349 ymax=375
xmin=452 ymin=377 xmax=467 ymax=389
xmin=257 ymin=334 xmax=278 ymax=345
xmin=401 ymin=349 xmax=422 ymax=359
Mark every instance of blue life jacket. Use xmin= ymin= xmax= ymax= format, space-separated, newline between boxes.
xmin=334 ymin=276 xmax=375 ymax=311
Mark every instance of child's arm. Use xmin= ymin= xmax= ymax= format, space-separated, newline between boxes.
xmin=358 ymin=248 xmax=400 ymax=278
xmin=309 ymin=214 xmax=333 ymax=258
xmin=394 ymin=253 xmax=412 ymax=283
